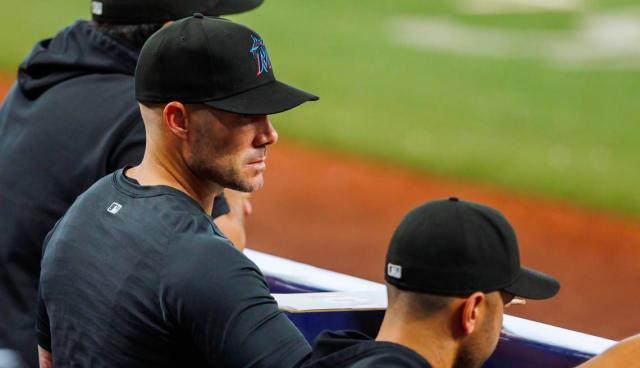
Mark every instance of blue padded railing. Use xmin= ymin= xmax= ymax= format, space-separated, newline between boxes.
xmin=247 ymin=250 xmax=614 ymax=368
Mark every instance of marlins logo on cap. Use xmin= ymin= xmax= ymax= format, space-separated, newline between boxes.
xmin=135 ymin=15 xmax=318 ymax=115
xmin=249 ymin=35 xmax=272 ymax=76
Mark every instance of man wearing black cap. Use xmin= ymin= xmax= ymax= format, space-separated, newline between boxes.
xmin=303 ymin=198 xmax=637 ymax=367
xmin=36 ymin=15 xmax=317 ymax=367
xmin=303 ymin=198 xmax=559 ymax=368
xmin=0 ymin=1 xmax=262 ymax=366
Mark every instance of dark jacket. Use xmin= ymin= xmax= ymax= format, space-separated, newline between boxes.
xmin=303 ymin=330 xmax=432 ymax=368
xmin=0 ymin=21 xmax=224 ymax=367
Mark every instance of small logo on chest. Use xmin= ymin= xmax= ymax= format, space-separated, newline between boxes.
xmin=107 ymin=202 xmax=123 ymax=214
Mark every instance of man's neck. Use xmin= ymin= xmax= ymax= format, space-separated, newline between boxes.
xmin=126 ymin=154 xmax=221 ymax=214
xmin=376 ymin=313 xmax=458 ymax=368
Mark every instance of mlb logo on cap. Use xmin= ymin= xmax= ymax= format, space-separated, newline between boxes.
xmin=387 ymin=263 xmax=402 ymax=279
xmin=92 ymin=1 xmax=103 ymax=15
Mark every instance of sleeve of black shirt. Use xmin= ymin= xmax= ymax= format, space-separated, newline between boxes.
xmin=162 ymin=234 xmax=310 ymax=368
xmin=36 ymin=285 xmax=51 ymax=351
xmin=35 ymin=223 xmax=60 ymax=352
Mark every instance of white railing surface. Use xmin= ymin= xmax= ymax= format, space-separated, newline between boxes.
xmin=246 ymin=248 xmax=616 ymax=356
xmin=245 ymin=249 xmax=384 ymax=292
xmin=501 ymin=315 xmax=615 ymax=356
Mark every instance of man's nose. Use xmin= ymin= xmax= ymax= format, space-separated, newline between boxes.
xmin=253 ymin=116 xmax=278 ymax=147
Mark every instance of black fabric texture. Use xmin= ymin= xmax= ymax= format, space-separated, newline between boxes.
xmin=504 ymin=267 xmax=560 ymax=300
xmin=37 ymin=170 xmax=310 ymax=367
xmin=384 ymin=198 xmax=559 ymax=299
xmin=302 ymin=330 xmax=431 ymax=368
xmin=0 ymin=21 xmax=228 ymax=367
xmin=209 ymin=0 xmax=264 ymax=16
xmin=204 ymin=80 xmax=320 ymax=115
xmin=134 ymin=16 xmax=318 ymax=114
xmin=91 ymin=0 xmax=264 ymax=23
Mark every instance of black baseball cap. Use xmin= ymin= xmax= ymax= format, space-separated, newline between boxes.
xmin=385 ymin=197 xmax=559 ymax=300
xmin=91 ymin=0 xmax=264 ymax=23
xmin=135 ymin=15 xmax=318 ymax=115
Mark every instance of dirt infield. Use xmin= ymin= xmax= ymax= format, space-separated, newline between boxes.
xmin=0 ymin=76 xmax=13 ymax=102
xmin=1 ymin=78 xmax=638 ymax=340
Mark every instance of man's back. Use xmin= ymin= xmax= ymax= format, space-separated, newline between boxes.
xmin=37 ymin=170 xmax=310 ymax=367
xmin=0 ymin=21 xmax=145 ymax=366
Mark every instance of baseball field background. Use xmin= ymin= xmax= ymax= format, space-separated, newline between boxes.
xmin=2 ymin=0 xmax=640 ymax=214
xmin=1 ymin=0 xmax=639 ymax=340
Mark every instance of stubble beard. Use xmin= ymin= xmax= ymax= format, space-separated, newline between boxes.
xmin=189 ymin=155 xmax=262 ymax=193
xmin=452 ymin=345 xmax=483 ymax=368
xmin=452 ymin=310 xmax=498 ymax=368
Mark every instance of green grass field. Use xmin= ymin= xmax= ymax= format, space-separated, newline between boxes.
xmin=1 ymin=0 xmax=639 ymax=215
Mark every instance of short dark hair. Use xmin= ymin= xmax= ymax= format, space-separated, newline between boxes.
xmin=91 ymin=21 xmax=164 ymax=50
xmin=386 ymin=283 xmax=454 ymax=318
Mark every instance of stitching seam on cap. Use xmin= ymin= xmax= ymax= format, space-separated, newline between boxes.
xmin=137 ymin=80 xmax=282 ymax=103
xmin=386 ymin=275 xmax=513 ymax=295
xmin=454 ymin=200 xmax=468 ymax=253
xmin=198 ymin=18 xmax=219 ymax=98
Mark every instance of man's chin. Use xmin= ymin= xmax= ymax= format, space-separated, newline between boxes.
xmin=228 ymin=176 xmax=264 ymax=193
xmin=247 ymin=177 xmax=264 ymax=193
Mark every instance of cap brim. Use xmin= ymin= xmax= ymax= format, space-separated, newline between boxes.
xmin=204 ymin=81 xmax=319 ymax=115
xmin=504 ymin=267 xmax=560 ymax=300
xmin=209 ymin=0 xmax=264 ymax=15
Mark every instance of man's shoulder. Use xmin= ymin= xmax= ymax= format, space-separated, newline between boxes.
xmin=167 ymin=232 xmax=253 ymax=274
xmin=307 ymin=330 xmax=431 ymax=368
xmin=160 ymin=232 xmax=269 ymax=313
xmin=65 ymin=172 xmax=119 ymax=211
xmin=345 ymin=340 xmax=431 ymax=368
xmin=349 ymin=349 xmax=431 ymax=368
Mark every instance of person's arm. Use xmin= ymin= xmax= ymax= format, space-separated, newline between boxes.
xmin=577 ymin=334 xmax=640 ymax=368
xmin=213 ymin=190 xmax=252 ymax=250
xmin=38 ymin=346 xmax=52 ymax=368
xmin=162 ymin=235 xmax=310 ymax=368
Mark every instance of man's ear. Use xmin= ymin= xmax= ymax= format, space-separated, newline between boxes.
xmin=163 ymin=102 xmax=189 ymax=140
xmin=460 ymin=292 xmax=485 ymax=336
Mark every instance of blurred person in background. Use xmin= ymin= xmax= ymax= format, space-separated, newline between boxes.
xmin=0 ymin=1 xmax=263 ymax=366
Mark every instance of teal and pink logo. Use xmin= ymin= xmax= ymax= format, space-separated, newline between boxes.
xmin=249 ymin=35 xmax=272 ymax=76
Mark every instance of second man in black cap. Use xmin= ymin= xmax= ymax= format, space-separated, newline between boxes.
xmin=304 ymin=197 xmax=559 ymax=368
xmin=303 ymin=198 xmax=640 ymax=368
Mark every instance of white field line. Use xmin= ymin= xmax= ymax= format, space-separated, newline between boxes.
xmin=389 ymin=11 xmax=640 ymax=70
xmin=459 ymin=0 xmax=585 ymax=15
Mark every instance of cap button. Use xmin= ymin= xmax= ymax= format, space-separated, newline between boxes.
xmin=448 ymin=196 xmax=459 ymax=202
xmin=193 ymin=13 xmax=204 ymax=18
